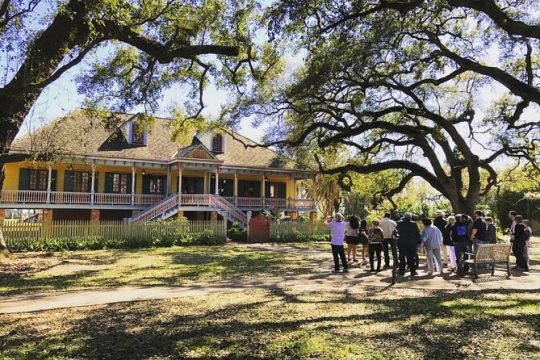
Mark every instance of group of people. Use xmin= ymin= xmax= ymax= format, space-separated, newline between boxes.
xmin=324 ymin=209 xmax=533 ymax=276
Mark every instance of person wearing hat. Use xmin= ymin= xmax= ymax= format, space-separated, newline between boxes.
xmin=324 ymin=213 xmax=348 ymax=273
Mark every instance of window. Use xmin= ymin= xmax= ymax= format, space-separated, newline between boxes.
xmin=149 ymin=177 xmax=164 ymax=194
xmin=131 ymin=122 xmax=145 ymax=145
xmin=113 ymin=173 xmax=129 ymax=193
xmin=72 ymin=172 xmax=91 ymax=192
xmin=211 ymin=134 xmax=223 ymax=153
xmin=29 ymin=170 xmax=48 ymax=190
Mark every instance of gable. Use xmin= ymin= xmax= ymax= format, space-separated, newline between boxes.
xmin=173 ymin=144 xmax=218 ymax=161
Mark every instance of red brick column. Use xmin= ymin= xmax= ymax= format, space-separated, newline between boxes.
xmin=90 ymin=209 xmax=100 ymax=222
xmin=309 ymin=211 xmax=317 ymax=224
xmin=43 ymin=209 xmax=53 ymax=223
xmin=291 ymin=211 xmax=299 ymax=220
xmin=210 ymin=211 xmax=218 ymax=221
xmin=0 ymin=209 xmax=5 ymax=225
xmin=177 ymin=210 xmax=184 ymax=219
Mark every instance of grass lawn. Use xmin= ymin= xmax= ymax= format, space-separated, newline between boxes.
xmin=1 ymin=287 xmax=538 ymax=359
xmin=0 ymin=243 xmax=326 ymax=296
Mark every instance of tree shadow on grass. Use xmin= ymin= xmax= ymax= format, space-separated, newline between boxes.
xmin=1 ymin=287 xmax=538 ymax=359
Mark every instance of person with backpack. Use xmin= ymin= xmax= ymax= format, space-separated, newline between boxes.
xmin=452 ymin=214 xmax=471 ymax=274
xmin=345 ymin=215 xmax=360 ymax=263
xmin=368 ymin=219 xmax=385 ymax=272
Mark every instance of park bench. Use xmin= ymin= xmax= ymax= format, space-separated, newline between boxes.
xmin=459 ymin=243 xmax=512 ymax=279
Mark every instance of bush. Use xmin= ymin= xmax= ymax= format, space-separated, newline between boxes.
xmin=269 ymin=232 xmax=329 ymax=243
xmin=228 ymin=226 xmax=247 ymax=242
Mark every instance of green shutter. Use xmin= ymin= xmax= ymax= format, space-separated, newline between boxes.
xmin=51 ymin=170 xmax=57 ymax=191
xmin=265 ymin=182 xmax=271 ymax=197
xmin=64 ymin=170 xmax=74 ymax=192
xmin=195 ymin=177 xmax=204 ymax=194
xmin=104 ymin=173 xmax=114 ymax=193
xmin=126 ymin=174 xmax=132 ymax=194
xmin=253 ymin=181 xmax=261 ymax=197
xmin=277 ymin=183 xmax=286 ymax=198
xmin=93 ymin=173 xmax=99 ymax=193
xmin=223 ymin=179 xmax=234 ymax=196
xmin=142 ymin=175 xmax=151 ymax=194
xmin=18 ymin=168 xmax=30 ymax=190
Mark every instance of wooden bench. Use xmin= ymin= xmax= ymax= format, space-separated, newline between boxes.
xmin=459 ymin=243 xmax=512 ymax=279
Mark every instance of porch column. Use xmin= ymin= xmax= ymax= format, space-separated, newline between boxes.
xmin=131 ymin=166 xmax=135 ymax=206
xmin=178 ymin=166 xmax=183 ymax=205
xmin=214 ymin=169 xmax=219 ymax=195
xmin=166 ymin=165 xmax=171 ymax=197
xmin=234 ymin=172 xmax=238 ymax=206
xmin=261 ymin=173 xmax=266 ymax=208
xmin=203 ymin=172 xmax=208 ymax=194
xmin=46 ymin=163 xmax=52 ymax=204
xmin=90 ymin=164 xmax=96 ymax=205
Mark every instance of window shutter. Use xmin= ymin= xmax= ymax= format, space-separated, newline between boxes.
xmin=278 ymin=183 xmax=286 ymax=198
xmin=195 ymin=178 xmax=204 ymax=194
xmin=104 ymin=173 xmax=113 ymax=193
xmin=64 ymin=170 xmax=74 ymax=192
xmin=142 ymin=175 xmax=151 ymax=194
xmin=18 ymin=168 xmax=30 ymax=190
xmin=126 ymin=174 xmax=133 ymax=194
xmin=51 ymin=170 xmax=57 ymax=191
xmin=93 ymin=173 xmax=99 ymax=193
xmin=265 ymin=182 xmax=271 ymax=197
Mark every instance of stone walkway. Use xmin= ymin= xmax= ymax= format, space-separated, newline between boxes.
xmin=1 ymin=243 xmax=538 ymax=314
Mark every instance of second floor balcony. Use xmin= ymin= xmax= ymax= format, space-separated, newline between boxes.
xmin=0 ymin=190 xmax=317 ymax=211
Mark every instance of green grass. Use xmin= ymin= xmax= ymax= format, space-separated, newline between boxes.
xmin=0 ymin=288 xmax=538 ymax=359
xmin=0 ymin=244 xmax=324 ymax=295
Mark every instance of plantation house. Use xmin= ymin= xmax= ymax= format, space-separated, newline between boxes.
xmin=0 ymin=111 xmax=316 ymax=226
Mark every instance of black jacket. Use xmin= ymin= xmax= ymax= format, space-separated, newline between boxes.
xmin=396 ymin=219 xmax=421 ymax=246
xmin=434 ymin=217 xmax=447 ymax=233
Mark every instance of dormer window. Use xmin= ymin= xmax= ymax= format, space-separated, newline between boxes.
xmin=131 ymin=122 xmax=146 ymax=145
xmin=211 ymin=134 xmax=223 ymax=153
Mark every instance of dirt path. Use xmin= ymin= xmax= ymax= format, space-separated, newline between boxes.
xmin=1 ymin=243 xmax=538 ymax=314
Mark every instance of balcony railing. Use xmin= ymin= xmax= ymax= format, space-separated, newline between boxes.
xmin=0 ymin=190 xmax=316 ymax=210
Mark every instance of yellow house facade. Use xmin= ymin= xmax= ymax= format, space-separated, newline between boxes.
xmin=0 ymin=111 xmax=316 ymax=226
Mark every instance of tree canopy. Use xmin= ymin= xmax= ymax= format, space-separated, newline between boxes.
xmin=0 ymin=0 xmax=266 ymax=160
xmin=226 ymin=0 xmax=540 ymax=214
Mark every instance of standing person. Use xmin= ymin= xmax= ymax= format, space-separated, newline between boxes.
xmin=324 ymin=213 xmax=348 ymax=273
xmin=523 ymin=220 xmax=532 ymax=272
xmin=368 ymin=219 xmax=385 ymax=272
xmin=512 ymin=215 xmax=527 ymax=271
xmin=452 ymin=214 xmax=471 ymax=275
xmin=443 ymin=216 xmax=457 ymax=272
xmin=396 ymin=212 xmax=422 ymax=277
xmin=359 ymin=219 xmax=369 ymax=264
xmin=345 ymin=215 xmax=360 ymax=263
xmin=471 ymin=210 xmax=487 ymax=252
xmin=485 ymin=217 xmax=498 ymax=244
xmin=509 ymin=210 xmax=517 ymax=242
xmin=433 ymin=210 xmax=448 ymax=267
xmin=433 ymin=210 xmax=447 ymax=233
xmin=380 ymin=212 xmax=397 ymax=269
xmin=421 ymin=218 xmax=444 ymax=275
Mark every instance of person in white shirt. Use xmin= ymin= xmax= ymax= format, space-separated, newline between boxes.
xmin=380 ymin=213 xmax=397 ymax=269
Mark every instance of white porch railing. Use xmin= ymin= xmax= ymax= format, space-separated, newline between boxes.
xmin=134 ymin=194 xmax=165 ymax=206
xmin=0 ymin=190 xmax=47 ymax=203
xmin=237 ymin=197 xmax=263 ymax=208
xmin=0 ymin=190 xmax=316 ymax=210
xmin=93 ymin=193 xmax=132 ymax=205
xmin=51 ymin=191 xmax=92 ymax=204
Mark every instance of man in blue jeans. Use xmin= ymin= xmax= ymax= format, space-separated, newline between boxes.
xmin=396 ymin=212 xmax=421 ymax=277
